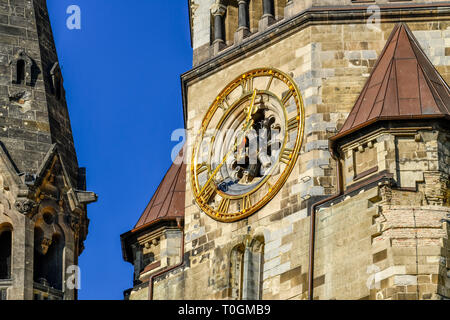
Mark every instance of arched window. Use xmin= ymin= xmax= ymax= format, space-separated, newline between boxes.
xmin=11 ymin=51 xmax=32 ymax=86
xmin=16 ymin=60 xmax=25 ymax=85
xmin=33 ymin=229 xmax=64 ymax=291
xmin=0 ymin=229 xmax=12 ymax=280
xmin=230 ymin=237 xmax=265 ymax=300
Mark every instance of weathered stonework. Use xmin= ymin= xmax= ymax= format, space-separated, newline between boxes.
xmin=0 ymin=0 xmax=97 ymax=300
xmin=124 ymin=1 xmax=450 ymax=300
xmin=189 ymin=0 xmax=450 ymax=66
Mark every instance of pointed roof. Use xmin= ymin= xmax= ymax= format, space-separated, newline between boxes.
xmin=331 ymin=23 xmax=450 ymax=143
xmin=132 ymin=149 xmax=186 ymax=232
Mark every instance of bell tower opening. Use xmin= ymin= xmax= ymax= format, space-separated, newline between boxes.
xmin=33 ymin=230 xmax=64 ymax=291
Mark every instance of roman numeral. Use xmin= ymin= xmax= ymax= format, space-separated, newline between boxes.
xmin=241 ymin=76 xmax=253 ymax=94
xmin=287 ymin=116 xmax=299 ymax=131
xmin=218 ymin=97 xmax=230 ymax=111
xmin=266 ymin=75 xmax=274 ymax=91
xmin=280 ymin=148 xmax=294 ymax=164
xmin=242 ymin=195 xmax=252 ymax=212
xmin=282 ymin=89 xmax=294 ymax=106
xmin=218 ymin=198 xmax=230 ymax=214
xmin=199 ymin=182 xmax=215 ymax=204
xmin=196 ymin=163 xmax=208 ymax=175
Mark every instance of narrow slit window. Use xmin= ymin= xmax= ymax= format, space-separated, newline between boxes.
xmin=16 ymin=60 xmax=25 ymax=85
xmin=55 ymin=76 xmax=62 ymax=100
xmin=0 ymin=230 xmax=12 ymax=280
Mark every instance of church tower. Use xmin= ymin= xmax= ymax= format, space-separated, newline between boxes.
xmin=122 ymin=0 xmax=450 ymax=300
xmin=0 ymin=0 xmax=97 ymax=300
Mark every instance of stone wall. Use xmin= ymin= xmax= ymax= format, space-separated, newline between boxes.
xmin=0 ymin=0 xmax=79 ymax=185
xmin=370 ymin=204 xmax=449 ymax=300
xmin=0 ymin=0 xmax=95 ymax=300
xmin=150 ymin=14 xmax=450 ymax=299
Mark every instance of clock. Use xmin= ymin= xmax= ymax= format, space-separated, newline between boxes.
xmin=191 ymin=68 xmax=305 ymax=222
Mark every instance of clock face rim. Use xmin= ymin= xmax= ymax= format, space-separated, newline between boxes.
xmin=190 ymin=67 xmax=305 ymax=223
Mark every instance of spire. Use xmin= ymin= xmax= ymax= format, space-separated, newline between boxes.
xmin=133 ymin=149 xmax=186 ymax=232
xmin=331 ymin=23 xmax=450 ymax=143
xmin=1 ymin=0 xmax=80 ymax=187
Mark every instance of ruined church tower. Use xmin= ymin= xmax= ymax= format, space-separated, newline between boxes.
xmin=0 ymin=0 xmax=96 ymax=300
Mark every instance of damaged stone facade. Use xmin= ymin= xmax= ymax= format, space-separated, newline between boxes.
xmin=123 ymin=0 xmax=450 ymax=300
xmin=0 ymin=0 xmax=97 ymax=300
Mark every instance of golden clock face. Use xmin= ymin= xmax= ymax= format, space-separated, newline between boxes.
xmin=191 ymin=68 xmax=305 ymax=222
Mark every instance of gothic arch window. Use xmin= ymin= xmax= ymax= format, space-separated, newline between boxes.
xmin=229 ymin=237 xmax=265 ymax=300
xmin=0 ymin=226 xmax=12 ymax=280
xmin=33 ymin=228 xmax=64 ymax=291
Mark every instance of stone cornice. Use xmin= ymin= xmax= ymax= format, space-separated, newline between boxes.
xmin=181 ymin=2 xmax=450 ymax=127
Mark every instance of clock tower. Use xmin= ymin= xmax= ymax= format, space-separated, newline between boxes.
xmin=122 ymin=0 xmax=450 ymax=300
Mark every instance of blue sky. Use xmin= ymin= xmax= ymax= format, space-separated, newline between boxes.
xmin=47 ymin=0 xmax=192 ymax=300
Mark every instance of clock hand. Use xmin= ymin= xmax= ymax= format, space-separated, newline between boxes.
xmin=244 ymin=90 xmax=258 ymax=128
xmin=200 ymin=90 xmax=259 ymax=197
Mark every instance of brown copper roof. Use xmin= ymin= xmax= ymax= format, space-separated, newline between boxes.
xmin=132 ymin=149 xmax=186 ymax=232
xmin=331 ymin=23 xmax=450 ymax=142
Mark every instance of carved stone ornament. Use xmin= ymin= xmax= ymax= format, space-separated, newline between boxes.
xmin=38 ymin=238 xmax=52 ymax=255
xmin=69 ymin=214 xmax=80 ymax=232
xmin=211 ymin=3 xmax=226 ymax=16
xmin=15 ymin=199 xmax=37 ymax=214
xmin=379 ymin=182 xmax=392 ymax=205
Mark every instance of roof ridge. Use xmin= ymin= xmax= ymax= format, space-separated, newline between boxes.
xmin=135 ymin=170 xmax=166 ymax=229
xmin=404 ymin=24 xmax=445 ymax=114
xmin=156 ymin=161 xmax=182 ymax=220
xmin=339 ymin=24 xmax=401 ymax=133
xmin=408 ymin=32 xmax=450 ymax=116
xmin=133 ymin=148 xmax=186 ymax=230
xmin=417 ymin=62 xmax=423 ymax=116
xmin=371 ymin=57 xmax=394 ymax=120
